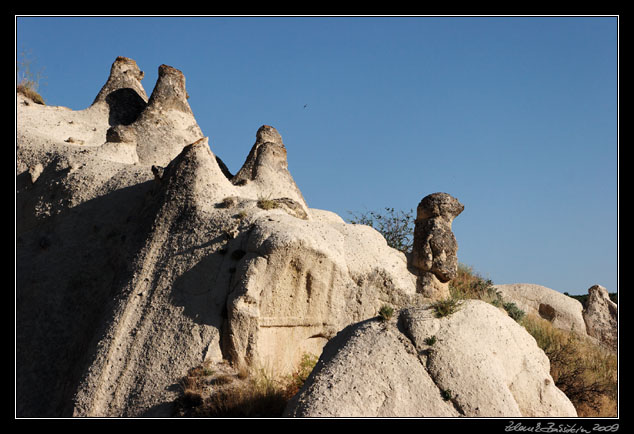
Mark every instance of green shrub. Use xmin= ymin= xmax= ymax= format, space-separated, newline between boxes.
xmin=431 ymin=298 xmax=461 ymax=318
xmin=502 ymin=302 xmax=525 ymax=322
xmin=347 ymin=207 xmax=414 ymax=254
xmin=378 ymin=304 xmax=394 ymax=322
xmin=424 ymin=336 xmax=437 ymax=346
xmin=441 ymin=389 xmax=453 ymax=401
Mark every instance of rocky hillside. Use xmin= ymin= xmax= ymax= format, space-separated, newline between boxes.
xmin=16 ymin=57 xmax=606 ymax=418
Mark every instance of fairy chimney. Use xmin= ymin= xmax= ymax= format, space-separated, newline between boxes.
xmin=411 ymin=192 xmax=464 ymax=299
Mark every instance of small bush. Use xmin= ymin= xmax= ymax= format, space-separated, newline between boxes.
xmin=257 ymin=198 xmax=278 ymax=210
xmin=431 ymin=298 xmax=461 ymax=318
xmin=450 ymin=263 xmax=501 ymax=304
xmin=441 ymin=389 xmax=453 ymax=401
xmin=424 ymin=335 xmax=437 ymax=346
xmin=284 ymin=353 xmax=319 ymax=399
xmin=502 ymin=302 xmax=525 ymax=322
xmin=347 ymin=207 xmax=414 ymax=254
xmin=378 ymin=304 xmax=394 ymax=321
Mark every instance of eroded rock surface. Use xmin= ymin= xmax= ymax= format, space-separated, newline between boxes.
xmin=284 ymin=300 xmax=577 ymax=418
xmin=411 ymin=192 xmax=464 ymax=299
xmin=493 ymin=283 xmax=587 ymax=336
xmin=583 ymin=284 xmax=617 ymax=351
xmin=16 ymin=57 xmax=423 ymax=417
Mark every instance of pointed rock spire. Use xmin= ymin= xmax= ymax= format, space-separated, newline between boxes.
xmin=145 ymin=64 xmax=193 ymax=115
xmin=92 ymin=56 xmax=148 ymax=126
xmin=108 ymin=63 xmax=203 ymax=166
xmin=231 ymin=125 xmax=309 ymax=216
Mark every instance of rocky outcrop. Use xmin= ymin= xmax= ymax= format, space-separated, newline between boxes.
xmin=224 ymin=209 xmax=421 ymax=376
xmin=583 ymin=285 xmax=617 ymax=351
xmin=411 ymin=192 xmax=464 ymax=299
xmin=16 ymin=57 xmax=424 ymax=417
xmin=284 ymin=300 xmax=577 ymax=418
xmin=106 ymin=63 xmax=204 ymax=166
xmin=230 ymin=125 xmax=309 ymax=218
xmin=493 ymin=283 xmax=587 ymax=336
xmin=17 ymin=55 xmax=587 ymax=419
xmin=91 ymin=56 xmax=148 ymax=126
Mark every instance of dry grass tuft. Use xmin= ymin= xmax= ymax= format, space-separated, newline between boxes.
xmin=521 ymin=314 xmax=617 ymax=417
xmin=17 ymin=83 xmax=45 ymax=105
xmin=257 ymin=198 xmax=278 ymax=210
xmin=174 ymin=354 xmax=318 ymax=417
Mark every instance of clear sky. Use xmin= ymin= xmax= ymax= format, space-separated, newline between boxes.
xmin=15 ymin=16 xmax=618 ymax=295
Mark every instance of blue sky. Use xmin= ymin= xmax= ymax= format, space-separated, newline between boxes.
xmin=16 ymin=16 xmax=618 ymax=295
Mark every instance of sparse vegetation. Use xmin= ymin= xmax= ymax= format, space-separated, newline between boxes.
xmin=348 ymin=207 xmax=414 ymax=254
xmin=431 ymin=298 xmax=461 ymax=318
xmin=17 ymin=47 xmax=46 ymax=105
xmin=502 ymin=301 xmax=525 ymax=322
xmin=378 ymin=304 xmax=394 ymax=322
xmin=174 ymin=354 xmax=319 ymax=417
xmin=449 ymin=263 xmax=617 ymax=417
xmin=521 ymin=314 xmax=617 ymax=417
xmin=441 ymin=388 xmax=453 ymax=401
xmin=284 ymin=353 xmax=319 ymax=398
xmin=450 ymin=263 xmax=501 ymax=304
xmin=218 ymin=196 xmax=236 ymax=208
xmin=234 ymin=210 xmax=248 ymax=219
xmin=424 ymin=335 xmax=437 ymax=346
xmin=257 ymin=196 xmax=278 ymax=210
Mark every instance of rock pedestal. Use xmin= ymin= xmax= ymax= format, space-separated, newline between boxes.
xmin=411 ymin=192 xmax=464 ymax=299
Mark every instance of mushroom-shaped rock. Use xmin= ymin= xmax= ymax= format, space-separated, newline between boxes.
xmin=411 ymin=192 xmax=464 ymax=299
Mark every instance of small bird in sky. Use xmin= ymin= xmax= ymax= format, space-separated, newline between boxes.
xmin=303 ymin=104 xmax=308 ymax=109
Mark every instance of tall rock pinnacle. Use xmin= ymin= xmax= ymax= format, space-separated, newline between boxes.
xmin=105 ymin=62 xmax=204 ymax=166
xmin=92 ymin=56 xmax=148 ymax=126
xmin=231 ymin=125 xmax=309 ymax=216
xmin=411 ymin=192 xmax=464 ymax=299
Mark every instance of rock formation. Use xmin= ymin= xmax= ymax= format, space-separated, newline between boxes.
xmin=284 ymin=300 xmax=577 ymax=417
xmin=411 ymin=192 xmax=464 ymax=299
xmin=105 ymin=63 xmax=204 ymax=166
xmin=91 ymin=56 xmax=148 ymax=126
xmin=493 ymin=283 xmax=588 ymax=336
xmin=583 ymin=284 xmax=617 ymax=351
xmin=16 ymin=57 xmax=421 ymax=417
xmin=16 ymin=56 xmax=581 ymax=418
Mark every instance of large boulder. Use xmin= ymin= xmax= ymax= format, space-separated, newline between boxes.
xmin=284 ymin=300 xmax=577 ymax=417
xmin=583 ymin=284 xmax=617 ymax=351
xmin=493 ymin=283 xmax=587 ymax=336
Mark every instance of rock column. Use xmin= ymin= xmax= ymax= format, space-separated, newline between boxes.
xmin=583 ymin=284 xmax=617 ymax=351
xmin=411 ymin=192 xmax=464 ymax=299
